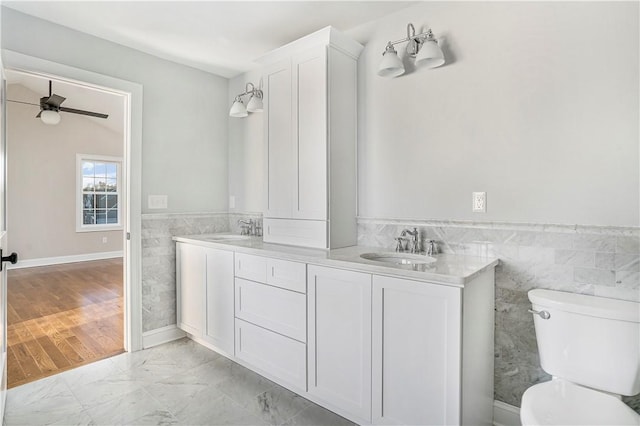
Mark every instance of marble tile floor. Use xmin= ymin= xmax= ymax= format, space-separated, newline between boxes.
xmin=5 ymin=338 xmax=354 ymax=426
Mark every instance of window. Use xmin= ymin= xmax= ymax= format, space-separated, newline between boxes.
xmin=76 ymin=154 xmax=123 ymax=232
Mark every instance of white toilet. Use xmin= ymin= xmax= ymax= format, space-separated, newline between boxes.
xmin=521 ymin=289 xmax=640 ymax=425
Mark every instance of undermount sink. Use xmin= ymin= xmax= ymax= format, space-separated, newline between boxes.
xmin=360 ymin=252 xmax=437 ymax=266
xmin=201 ymin=234 xmax=251 ymax=242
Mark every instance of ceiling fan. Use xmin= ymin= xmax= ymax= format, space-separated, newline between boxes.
xmin=9 ymin=80 xmax=109 ymax=125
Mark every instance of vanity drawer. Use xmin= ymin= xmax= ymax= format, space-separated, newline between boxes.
xmin=235 ymin=278 xmax=306 ymax=342
xmin=266 ymin=258 xmax=306 ymax=293
xmin=235 ymin=318 xmax=306 ymax=391
xmin=263 ymin=218 xmax=327 ymax=249
xmin=235 ymin=253 xmax=267 ymax=282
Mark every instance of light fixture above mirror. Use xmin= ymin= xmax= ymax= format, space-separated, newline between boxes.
xmin=229 ymin=82 xmax=263 ymax=118
xmin=378 ymin=23 xmax=445 ymax=78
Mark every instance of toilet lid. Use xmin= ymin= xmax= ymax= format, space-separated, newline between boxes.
xmin=521 ymin=380 xmax=640 ymax=426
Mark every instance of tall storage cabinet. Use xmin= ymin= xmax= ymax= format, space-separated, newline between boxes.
xmin=259 ymin=27 xmax=363 ymax=249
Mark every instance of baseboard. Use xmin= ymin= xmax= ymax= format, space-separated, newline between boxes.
xmin=8 ymin=251 xmax=124 ymax=269
xmin=494 ymin=400 xmax=521 ymax=426
xmin=142 ymin=325 xmax=186 ymax=349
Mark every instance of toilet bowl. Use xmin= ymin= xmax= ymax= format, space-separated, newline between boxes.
xmin=521 ymin=289 xmax=640 ymax=426
xmin=521 ymin=379 xmax=639 ymax=425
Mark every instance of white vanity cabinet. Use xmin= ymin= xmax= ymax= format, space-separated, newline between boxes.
xmin=307 ymin=265 xmax=372 ymax=424
xmin=177 ymin=243 xmax=235 ymax=356
xmin=203 ymin=248 xmax=234 ymax=357
xmin=372 ymin=276 xmax=462 ymax=425
xmin=176 ymin=242 xmax=206 ymax=336
xmin=175 ymin=237 xmax=497 ymax=426
xmin=259 ymin=27 xmax=363 ymax=249
xmin=234 ymin=253 xmax=308 ymax=392
xmin=305 ymin=265 xmax=495 ymax=426
xmin=372 ymin=272 xmax=495 ymax=426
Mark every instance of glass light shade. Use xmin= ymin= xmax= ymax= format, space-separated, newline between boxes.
xmin=415 ymin=40 xmax=445 ymax=69
xmin=229 ymin=98 xmax=248 ymax=118
xmin=377 ymin=49 xmax=405 ymax=78
xmin=246 ymin=95 xmax=263 ymax=112
xmin=40 ymin=110 xmax=61 ymax=125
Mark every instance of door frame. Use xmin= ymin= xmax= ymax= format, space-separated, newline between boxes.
xmin=2 ymin=49 xmax=143 ymax=352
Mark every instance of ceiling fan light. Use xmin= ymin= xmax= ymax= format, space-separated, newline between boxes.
xmin=41 ymin=110 xmax=61 ymax=125
xmin=229 ymin=98 xmax=248 ymax=118
xmin=246 ymin=95 xmax=263 ymax=113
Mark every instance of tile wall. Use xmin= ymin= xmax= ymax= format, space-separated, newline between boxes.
xmin=357 ymin=217 xmax=640 ymax=412
xmin=141 ymin=212 xmax=260 ymax=332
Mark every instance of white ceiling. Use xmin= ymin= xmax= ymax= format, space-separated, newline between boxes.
xmin=4 ymin=1 xmax=416 ymax=78
xmin=5 ymin=69 xmax=126 ymax=133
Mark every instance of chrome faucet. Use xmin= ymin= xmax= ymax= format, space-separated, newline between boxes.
xmin=238 ymin=219 xmax=256 ymax=236
xmin=395 ymin=237 xmax=405 ymax=252
xmin=426 ymin=240 xmax=438 ymax=256
xmin=399 ymin=228 xmax=420 ymax=253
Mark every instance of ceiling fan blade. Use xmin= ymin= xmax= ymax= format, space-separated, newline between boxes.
xmin=43 ymin=94 xmax=66 ymax=108
xmin=59 ymin=106 xmax=109 ymax=119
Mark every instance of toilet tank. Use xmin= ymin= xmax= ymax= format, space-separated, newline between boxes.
xmin=528 ymin=289 xmax=640 ymax=396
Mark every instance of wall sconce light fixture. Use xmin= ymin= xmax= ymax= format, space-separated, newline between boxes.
xmin=378 ymin=23 xmax=445 ymax=78
xmin=229 ymin=82 xmax=263 ymax=118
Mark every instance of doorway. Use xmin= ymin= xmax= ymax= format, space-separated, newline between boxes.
xmin=4 ymin=70 xmax=127 ymax=387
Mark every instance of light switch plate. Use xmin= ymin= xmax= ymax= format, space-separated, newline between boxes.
xmin=472 ymin=192 xmax=486 ymax=212
xmin=229 ymin=195 xmax=236 ymax=209
xmin=148 ymin=195 xmax=168 ymax=209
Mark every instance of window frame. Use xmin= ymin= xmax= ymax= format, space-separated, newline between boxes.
xmin=76 ymin=153 xmax=123 ymax=233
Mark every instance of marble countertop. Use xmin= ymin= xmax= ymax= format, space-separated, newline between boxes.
xmin=173 ymin=233 xmax=499 ymax=287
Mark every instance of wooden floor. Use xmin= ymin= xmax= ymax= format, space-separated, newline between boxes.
xmin=7 ymin=258 xmax=124 ymax=388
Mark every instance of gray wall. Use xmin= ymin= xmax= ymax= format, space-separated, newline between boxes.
xmin=7 ymin=84 xmax=124 ymax=260
xmin=1 ymin=7 xmax=230 ymax=215
xmin=348 ymin=1 xmax=639 ymax=227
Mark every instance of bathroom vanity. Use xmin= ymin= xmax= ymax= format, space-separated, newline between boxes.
xmin=173 ymin=234 xmax=498 ymax=426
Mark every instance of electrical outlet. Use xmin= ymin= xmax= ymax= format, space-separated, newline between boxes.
xmin=229 ymin=195 xmax=236 ymax=209
xmin=148 ymin=195 xmax=168 ymax=209
xmin=472 ymin=192 xmax=486 ymax=212
xmin=102 ymin=237 xmax=108 ymax=244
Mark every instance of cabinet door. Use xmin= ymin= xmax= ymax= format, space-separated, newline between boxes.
xmin=204 ymin=248 xmax=234 ymax=356
xmin=372 ymin=276 xmax=462 ymax=426
xmin=264 ymin=59 xmax=293 ymax=218
xmin=292 ymin=46 xmax=327 ymax=220
xmin=307 ymin=265 xmax=372 ymax=423
xmin=176 ymin=242 xmax=206 ymax=336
